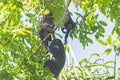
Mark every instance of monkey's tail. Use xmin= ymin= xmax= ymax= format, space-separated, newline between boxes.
xmin=61 ymin=28 xmax=67 ymax=33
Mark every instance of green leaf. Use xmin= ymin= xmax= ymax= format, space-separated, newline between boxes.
xmin=55 ymin=33 xmax=63 ymax=38
xmin=99 ymin=21 xmax=107 ymax=26
xmin=79 ymin=58 xmax=88 ymax=65
xmin=105 ymin=35 xmax=112 ymax=45
xmin=94 ymin=58 xmax=104 ymax=64
xmin=104 ymin=48 xmax=112 ymax=55
xmin=104 ymin=65 xmax=113 ymax=69
xmin=1 ymin=0 xmax=7 ymax=4
xmin=95 ymin=34 xmax=99 ymax=39
xmin=105 ymin=60 xmax=114 ymax=64
xmin=97 ymin=39 xmax=107 ymax=45
xmin=87 ymin=37 xmax=93 ymax=43
xmin=95 ymin=14 xmax=99 ymax=19
xmin=100 ymin=25 xmax=105 ymax=33
xmin=16 ymin=1 xmax=23 ymax=8
xmin=90 ymin=53 xmax=100 ymax=58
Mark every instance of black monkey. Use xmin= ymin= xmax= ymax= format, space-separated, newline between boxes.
xmin=39 ymin=12 xmax=54 ymax=48
xmin=44 ymin=59 xmax=58 ymax=77
xmin=44 ymin=39 xmax=66 ymax=78
xmin=62 ymin=12 xmax=75 ymax=44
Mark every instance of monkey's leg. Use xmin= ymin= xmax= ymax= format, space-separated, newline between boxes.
xmin=44 ymin=60 xmax=59 ymax=78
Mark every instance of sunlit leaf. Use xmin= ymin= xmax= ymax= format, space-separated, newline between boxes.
xmin=104 ymin=65 xmax=113 ymax=69
xmin=79 ymin=58 xmax=88 ymax=64
xmin=94 ymin=58 xmax=104 ymax=64
xmin=105 ymin=35 xmax=112 ymax=45
xmin=90 ymin=53 xmax=100 ymax=58
xmin=105 ymin=60 xmax=114 ymax=64
xmin=104 ymin=48 xmax=112 ymax=55
xmin=113 ymin=37 xmax=119 ymax=46
xmin=23 ymin=30 xmax=31 ymax=34
xmin=97 ymin=39 xmax=107 ymax=45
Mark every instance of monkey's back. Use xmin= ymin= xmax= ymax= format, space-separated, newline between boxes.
xmin=49 ymin=39 xmax=66 ymax=72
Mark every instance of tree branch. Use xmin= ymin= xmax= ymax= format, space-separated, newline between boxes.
xmin=32 ymin=25 xmax=58 ymax=56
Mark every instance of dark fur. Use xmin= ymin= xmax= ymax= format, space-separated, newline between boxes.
xmin=62 ymin=14 xmax=75 ymax=44
xmin=39 ymin=12 xmax=54 ymax=48
xmin=44 ymin=39 xmax=66 ymax=78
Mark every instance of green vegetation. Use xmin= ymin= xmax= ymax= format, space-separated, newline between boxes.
xmin=0 ymin=0 xmax=120 ymax=80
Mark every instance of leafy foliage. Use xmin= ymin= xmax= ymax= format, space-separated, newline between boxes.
xmin=59 ymin=53 xmax=115 ymax=80
xmin=0 ymin=0 xmax=120 ymax=80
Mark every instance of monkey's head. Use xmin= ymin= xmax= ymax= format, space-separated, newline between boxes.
xmin=51 ymin=39 xmax=63 ymax=45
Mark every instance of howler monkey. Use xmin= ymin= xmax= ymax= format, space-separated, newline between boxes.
xmin=39 ymin=12 xmax=54 ymax=48
xmin=44 ymin=39 xmax=66 ymax=78
xmin=62 ymin=12 xmax=75 ymax=44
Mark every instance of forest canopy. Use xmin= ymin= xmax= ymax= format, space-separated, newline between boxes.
xmin=0 ymin=0 xmax=120 ymax=80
